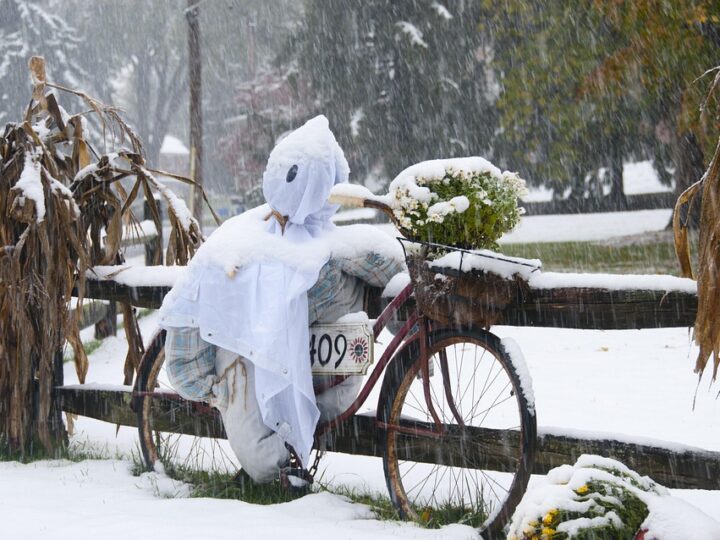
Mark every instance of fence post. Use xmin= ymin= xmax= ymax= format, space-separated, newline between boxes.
xmin=144 ymin=197 xmax=164 ymax=266
xmin=94 ymin=300 xmax=117 ymax=339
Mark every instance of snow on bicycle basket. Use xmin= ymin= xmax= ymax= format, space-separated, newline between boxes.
xmin=402 ymin=240 xmax=541 ymax=327
xmin=309 ymin=321 xmax=374 ymax=375
xmin=388 ymin=157 xmax=538 ymax=326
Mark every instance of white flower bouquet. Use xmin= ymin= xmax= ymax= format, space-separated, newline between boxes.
xmin=388 ymin=157 xmax=528 ymax=250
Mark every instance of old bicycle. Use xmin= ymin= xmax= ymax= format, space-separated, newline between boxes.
xmin=132 ymin=236 xmax=538 ymax=539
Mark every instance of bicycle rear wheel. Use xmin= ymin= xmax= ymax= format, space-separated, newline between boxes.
xmin=378 ymin=328 xmax=536 ymax=539
xmin=134 ymin=330 xmax=239 ymax=474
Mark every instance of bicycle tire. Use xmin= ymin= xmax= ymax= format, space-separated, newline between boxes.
xmin=134 ymin=330 xmax=236 ymax=473
xmin=378 ymin=327 xmax=536 ymax=539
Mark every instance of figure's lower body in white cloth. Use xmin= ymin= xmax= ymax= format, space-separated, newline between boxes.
xmin=213 ymin=349 xmax=360 ymax=483
xmin=165 ymin=252 xmax=403 ymax=484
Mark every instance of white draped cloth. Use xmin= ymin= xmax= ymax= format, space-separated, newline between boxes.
xmin=159 ymin=115 xmax=349 ymax=465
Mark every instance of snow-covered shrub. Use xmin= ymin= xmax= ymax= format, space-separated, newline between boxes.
xmin=507 ymin=455 xmax=666 ymax=540
xmin=388 ymin=157 xmax=528 ymax=250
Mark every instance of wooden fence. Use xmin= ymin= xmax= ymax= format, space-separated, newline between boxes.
xmin=62 ymin=272 xmax=720 ymax=491
xmin=77 ymin=200 xmax=164 ymax=337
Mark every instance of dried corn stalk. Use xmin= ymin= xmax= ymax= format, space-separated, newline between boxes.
xmin=0 ymin=107 xmax=89 ymax=454
xmin=72 ymin=152 xmax=205 ymax=382
xmin=0 ymin=57 xmax=209 ymax=455
xmin=673 ymin=67 xmax=720 ymax=381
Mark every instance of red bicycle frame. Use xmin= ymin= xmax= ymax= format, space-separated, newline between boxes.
xmin=315 ymin=282 xmax=449 ymax=440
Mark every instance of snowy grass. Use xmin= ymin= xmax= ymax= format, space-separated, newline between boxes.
xmin=501 ymin=235 xmax=687 ymax=275
xmin=163 ymin=463 xmax=404 ymax=521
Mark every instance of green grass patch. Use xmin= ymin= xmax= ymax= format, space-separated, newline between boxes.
xmin=160 ymin=465 xmax=300 ymax=505
xmin=500 ymin=237 xmax=684 ymax=275
xmin=0 ymin=439 xmax=62 ymax=462
xmin=64 ymin=338 xmax=104 ymax=363
xmin=323 ymin=484 xmax=487 ymax=527
xmin=155 ymin=461 xmax=403 ymax=521
xmin=327 ymin=485 xmax=401 ymax=522
xmin=156 ymin=461 xmax=486 ymax=529
xmin=0 ymin=436 xmax=123 ymax=463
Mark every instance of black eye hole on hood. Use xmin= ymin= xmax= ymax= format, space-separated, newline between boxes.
xmin=286 ymin=164 xmax=298 ymax=183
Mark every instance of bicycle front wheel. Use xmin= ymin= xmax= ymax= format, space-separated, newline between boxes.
xmin=378 ymin=328 xmax=536 ymax=539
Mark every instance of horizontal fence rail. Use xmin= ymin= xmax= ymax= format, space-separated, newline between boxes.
xmin=58 ymin=386 xmax=720 ymax=490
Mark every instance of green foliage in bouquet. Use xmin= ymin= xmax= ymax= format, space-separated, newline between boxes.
xmin=390 ymin=165 xmax=527 ymax=250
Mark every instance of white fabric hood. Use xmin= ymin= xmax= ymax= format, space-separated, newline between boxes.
xmin=159 ymin=115 xmax=349 ymax=465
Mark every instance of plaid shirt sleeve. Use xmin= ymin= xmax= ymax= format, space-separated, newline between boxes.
xmin=164 ymin=327 xmax=228 ymax=409
xmin=336 ymin=251 xmax=406 ymax=288
xmin=308 ymin=251 xmax=406 ymax=323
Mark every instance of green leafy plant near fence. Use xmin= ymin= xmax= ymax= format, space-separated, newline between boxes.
xmin=507 ymin=455 xmax=666 ymax=540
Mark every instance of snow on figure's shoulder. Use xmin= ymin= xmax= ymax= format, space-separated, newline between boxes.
xmin=327 ymin=223 xmax=404 ymax=264
xmin=186 ymin=205 xmax=403 ymax=277
xmin=186 ymin=204 xmax=323 ymax=274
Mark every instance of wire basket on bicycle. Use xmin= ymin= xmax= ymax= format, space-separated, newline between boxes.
xmin=400 ymin=238 xmax=541 ymax=328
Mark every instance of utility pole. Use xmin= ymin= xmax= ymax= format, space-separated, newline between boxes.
xmin=187 ymin=0 xmax=203 ymax=230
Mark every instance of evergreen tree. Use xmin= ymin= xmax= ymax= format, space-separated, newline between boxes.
xmin=0 ymin=0 xmax=87 ymax=124
xmin=293 ymin=1 xmax=497 ymax=189
xmin=486 ymin=2 xmax=647 ymax=208
xmin=487 ymin=1 xmax=720 ymax=206
xmin=584 ymin=0 xmax=720 ymax=198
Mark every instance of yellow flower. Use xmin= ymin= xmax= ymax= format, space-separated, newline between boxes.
xmin=542 ymin=509 xmax=558 ymax=526
xmin=576 ymin=484 xmax=589 ymax=495
xmin=541 ymin=527 xmax=556 ymax=539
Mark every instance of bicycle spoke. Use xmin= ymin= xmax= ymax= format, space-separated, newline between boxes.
xmin=384 ymin=330 xmax=534 ymax=535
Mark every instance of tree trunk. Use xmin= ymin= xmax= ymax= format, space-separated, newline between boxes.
xmin=671 ymin=130 xmax=705 ymax=228
xmin=187 ymin=0 xmax=204 ymax=230
xmin=608 ymin=146 xmax=627 ymax=210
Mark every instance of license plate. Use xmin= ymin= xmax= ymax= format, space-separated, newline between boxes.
xmin=309 ymin=323 xmax=374 ymax=375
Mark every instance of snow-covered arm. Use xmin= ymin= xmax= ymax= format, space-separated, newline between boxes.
xmin=336 ymin=250 xmax=406 ymax=289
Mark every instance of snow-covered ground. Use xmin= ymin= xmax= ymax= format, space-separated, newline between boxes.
xmin=4 ymin=210 xmax=719 ymax=539
xmin=522 ymin=160 xmax=672 ymax=203
xmin=500 ymin=208 xmax=672 ymax=244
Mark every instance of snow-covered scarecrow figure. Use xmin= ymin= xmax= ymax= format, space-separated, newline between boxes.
xmin=158 ymin=115 xmax=404 ymax=487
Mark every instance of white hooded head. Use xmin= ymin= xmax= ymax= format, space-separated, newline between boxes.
xmin=262 ymin=115 xmax=349 ymax=229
